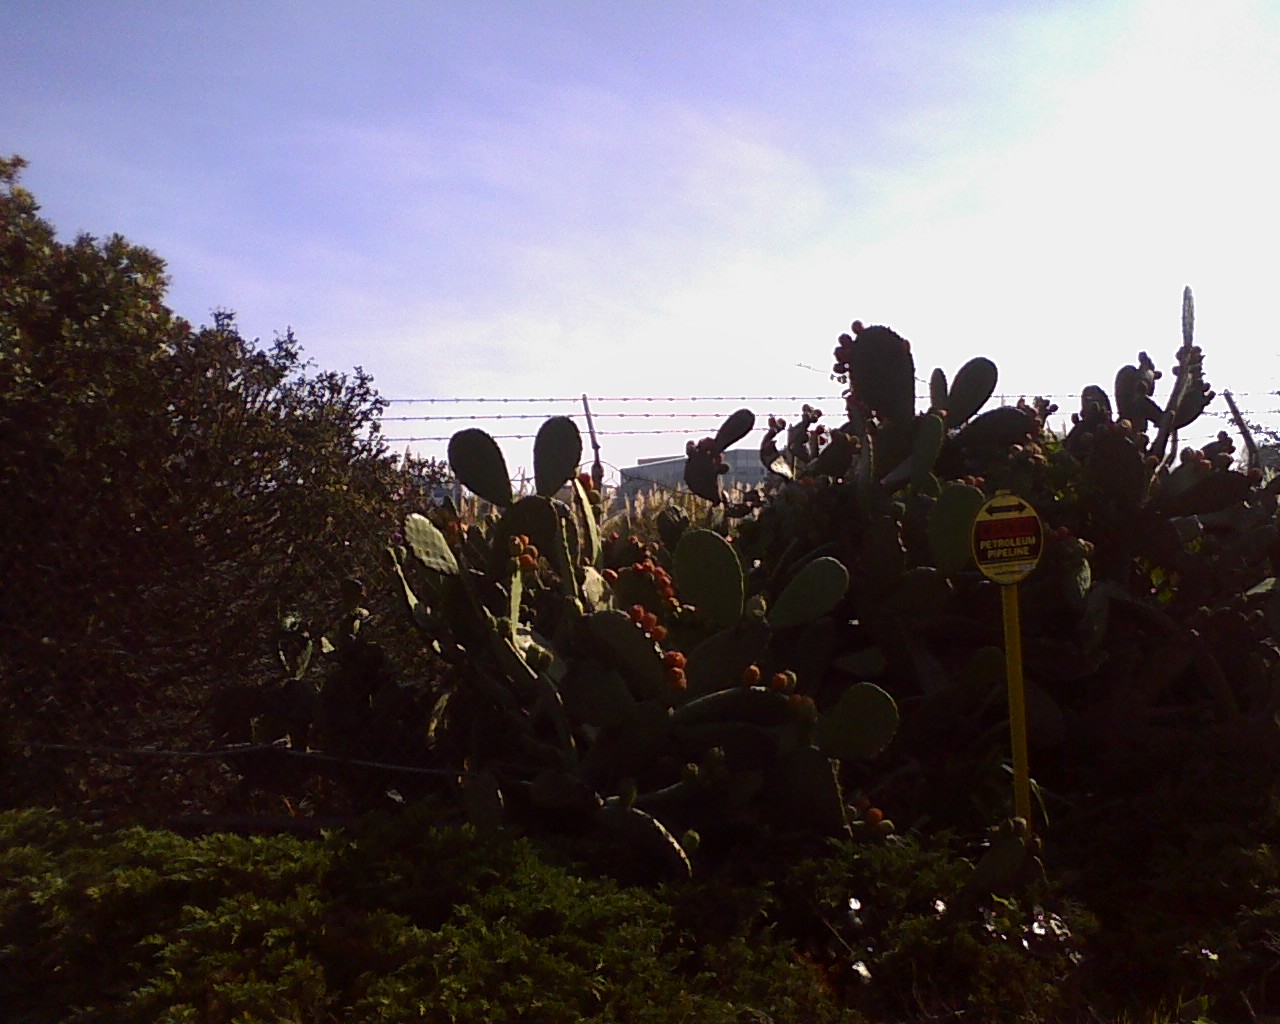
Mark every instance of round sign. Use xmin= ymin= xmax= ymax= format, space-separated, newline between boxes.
xmin=971 ymin=493 xmax=1044 ymax=585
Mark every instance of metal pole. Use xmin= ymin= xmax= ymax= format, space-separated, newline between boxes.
xmin=581 ymin=393 xmax=604 ymax=490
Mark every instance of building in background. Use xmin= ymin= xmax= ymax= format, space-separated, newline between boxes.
xmin=617 ymin=447 xmax=769 ymax=501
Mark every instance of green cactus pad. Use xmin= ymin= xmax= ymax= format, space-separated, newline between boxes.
xmin=884 ymin=565 xmax=953 ymax=619
xmin=675 ymin=720 xmax=780 ymax=770
xmin=448 ymin=428 xmax=514 ymax=507
xmin=1086 ymin=433 xmax=1148 ymax=514
xmin=1159 ymin=469 xmax=1251 ymax=517
xmin=674 ymin=529 xmax=744 ymax=631
xmin=832 ymin=647 xmax=887 ymax=678
xmin=387 ymin=552 xmax=433 ymax=634
xmin=530 ymin=768 xmax=603 ymax=814
xmin=674 ymin=685 xmax=792 ymax=728
xmin=815 ymin=682 xmax=899 ymax=760
xmin=713 ymin=408 xmax=756 ymax=451
xmin=847 ymin=325 xmax=916 ymax=423
xmin=497 ymin=495 xmax=560 ymax=564
xmin=611 ymin=570 xmax=668 ymax=617
xmin=808 ymin=430 xmax=856 ymax=478
xmin=533 ymin=416 xmax=583 ymax=498
xmin=955 ymin=406 xmax=1036 ymax=450
xmin=506 ymin=571 xmax=523 ymax=635
xmin=403 ymin=513 xmax=459 ymax=575
xmin=761 ymin=435 xmax=794 ymax=479
xmin=684 ymin=449 xmax=724 ymax=504
xmin=773 ymin=745 xmax=846 ymax=833
xmin=581 ymin=565 xmax=608 ymax=608
xmin=768 ymin=556 xmax=849 ymax=629
xmin=586 ymin=610 xmax=666 ymax=700
xmin=571 ymin=477 xmax=602 ymax=568
xmin=597 ymin=803 xmax=693 ymax=881
xmin=911 ymin=414 xmax=946 ymax=490
xmin=558 ymin=663 xmax=637 ymax=729
xmin=864 ymin=513 xmax=905 ymax=593
xmin=684 ymin=619 xmax=770 ymax=696
xmin=872 ymin=418 xmax=914 ymax=483
xmin=488 ymin=630 xmax=539 ymax=700
xmin=947 ymin=356 xmax=998 ymax=424
xmin=927 ymin=482 xmax=986 ymax=576
xmin=929 ymin=367 xmax=948 ymax=411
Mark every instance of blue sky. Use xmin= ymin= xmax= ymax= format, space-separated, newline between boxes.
xmin=5 ymin=1 xmax=1279 ymax=475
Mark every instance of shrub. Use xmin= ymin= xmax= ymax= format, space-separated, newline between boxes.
xmin=0 ymin=808 xmax=848 ymax=1023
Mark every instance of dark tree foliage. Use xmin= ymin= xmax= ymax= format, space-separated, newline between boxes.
xmin=0 ymin=155 xmax=442 ymax=784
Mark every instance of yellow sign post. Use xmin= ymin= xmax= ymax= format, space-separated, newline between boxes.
xmin=971 ymin=492 xmax=1044 ymax=827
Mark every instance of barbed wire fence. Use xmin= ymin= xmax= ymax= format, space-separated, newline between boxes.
xmin=377 ymin=390 xmax=1280 ymax=475
xmin=9 ymin=389 xmax=1280 ymax=829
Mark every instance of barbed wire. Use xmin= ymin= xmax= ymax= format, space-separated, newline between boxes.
xmin=383 ymin=395 xmax=833 ymax=404
xmin=383 ymin=412 xmax=774 ymax=422
xmin=384 ymin=392 xmax=1280 ymax=404
xmin=384 ymin=406 xmax=1280 ymax=445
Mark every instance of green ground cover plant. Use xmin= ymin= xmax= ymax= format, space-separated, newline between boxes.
xmin=11 ymin=801 xmax=1280 ymax=1022
xmin=0 ymin=807 xmax=847 ymax=1023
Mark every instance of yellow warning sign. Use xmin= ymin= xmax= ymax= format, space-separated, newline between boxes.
xmin=971 ymin=494 xmax=1043 ymax=585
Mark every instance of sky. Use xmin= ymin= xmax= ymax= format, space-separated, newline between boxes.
xmin=4 ymin=1 xmax=1280 ymax=479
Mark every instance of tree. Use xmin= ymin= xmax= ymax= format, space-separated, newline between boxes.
xmin=0 ymin=156 xmax=429 ymax=798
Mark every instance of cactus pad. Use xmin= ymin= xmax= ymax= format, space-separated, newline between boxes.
xmin=846 ymin=325 xmax=916 ymax=423
xmin=714 ymin=408 xmax=756 ymax=451
xmin=927 ymin=482 xmax=987 ymax=576
xmin=448 ymin=428 xmax=514 ymax=507
xmin=684 ymin=619 xmax=770 ymax=696
xmin=534 ymin=416 xmax=583 ymax=498
xmin=403 ymin=513 xmax=460 ymax=575
xmin=815 ymin=681 xmax=899 ymax=760
xmin=768 ymin=556 xmax=850 ymax=629
xmin=586 ymin=610 xmax=666 ymax=700
xmin=674 ymin=529 xmax=744 ymax=631
xmin=946 ymin=357 xmax=998 ymax=424
xmin=911 ymin=414 xmax=946 ymax=489
xmin=929 ymin=367 xmax=948 ymax=411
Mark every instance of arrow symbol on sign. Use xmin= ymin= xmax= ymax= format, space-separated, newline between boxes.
xmin=988 ymin=501 xmax=1028 ymax=515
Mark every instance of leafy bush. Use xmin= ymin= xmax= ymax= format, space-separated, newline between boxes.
xmin=0 ymin=156 xmax=446 ymax=813
xmin=0 ymin=808 xmax=848 ymax=1023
